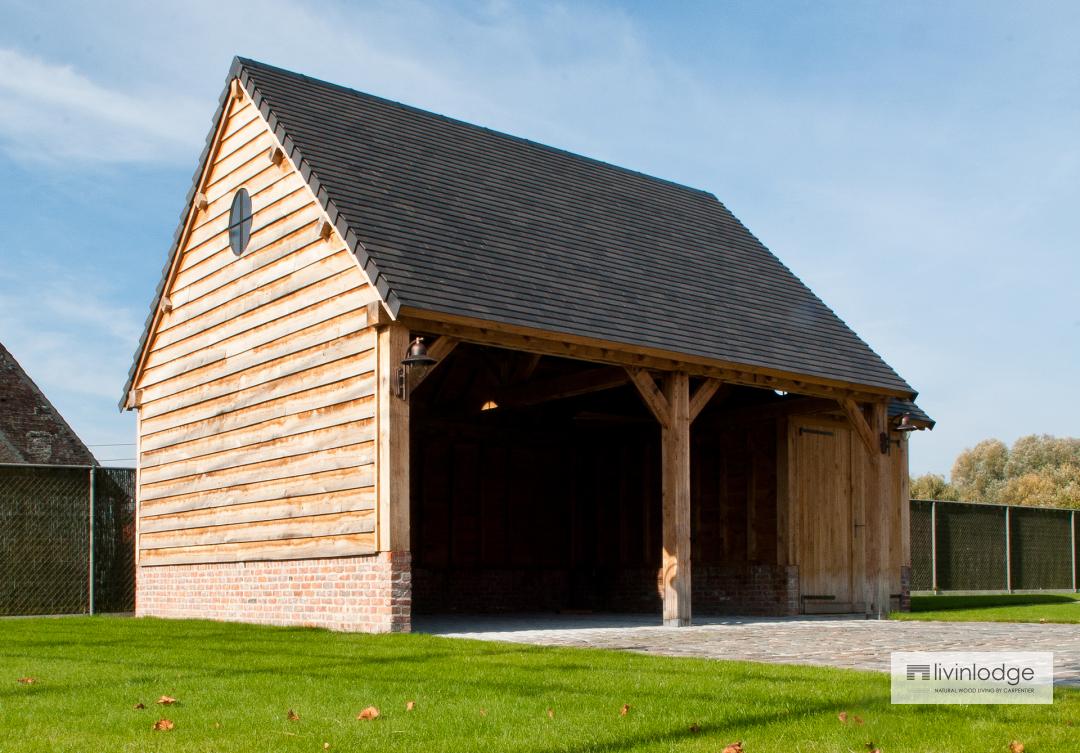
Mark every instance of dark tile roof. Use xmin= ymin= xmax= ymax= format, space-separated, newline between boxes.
xmin=124 ymin=58 xmax=918 ymax=402
xmin=0 ymin=343 xmax=96 ymax=465
xmin=889 ymin=398 xmax=935 ymax=429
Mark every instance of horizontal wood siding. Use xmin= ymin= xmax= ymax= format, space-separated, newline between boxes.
xmin=135 ymin=85 xmax=379 ymax=566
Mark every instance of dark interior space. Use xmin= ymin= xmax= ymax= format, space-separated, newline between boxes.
xmin=409 ymin=340 xmax=792 ymax=616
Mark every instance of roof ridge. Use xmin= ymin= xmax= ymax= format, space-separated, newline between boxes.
xmin=234 ymin=56 xmax=719 ymax=201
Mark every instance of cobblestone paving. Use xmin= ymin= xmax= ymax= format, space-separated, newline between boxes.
xmin=418 ymin=614 xmax=1080 ymax=686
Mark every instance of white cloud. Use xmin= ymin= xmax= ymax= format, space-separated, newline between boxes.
xmin=0 ymin=48 xmax=204 ymax=164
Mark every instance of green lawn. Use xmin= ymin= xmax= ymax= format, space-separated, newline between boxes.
xmin=893 ymin=593 xmax=1080 ymax=624
xmin=1 ymin=617 xmax=1076 ymax=752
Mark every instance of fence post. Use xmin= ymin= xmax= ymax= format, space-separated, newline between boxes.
xmin=88 ymin=467 xmax=95 ymax=616
xmin=1072 ymin=510 xmax=1077 ymax=594
xmin=1004 ymin=505 xmax=1012 ymax=594
xmin=930 ymin=500 xmax=938 ymax=593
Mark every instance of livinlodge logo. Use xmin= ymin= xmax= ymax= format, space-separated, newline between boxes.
xmin=891 ymin=652 xmax=1053 ymax=704
xmin=905 ymin=661 xmax=1036 ymax=685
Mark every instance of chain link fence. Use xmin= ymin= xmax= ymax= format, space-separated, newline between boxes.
xmin=910 ymin=499 xmax=1079 ymax=593
xmin=0 ymin=463 xmax=135 ymax=615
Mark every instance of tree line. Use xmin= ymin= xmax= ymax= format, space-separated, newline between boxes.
xmin=911 ymin=434 xmax=1079 ymax=509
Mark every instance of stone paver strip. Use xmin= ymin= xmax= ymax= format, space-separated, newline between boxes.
xmin=419 ymin=615 xmax=1080 ymax=686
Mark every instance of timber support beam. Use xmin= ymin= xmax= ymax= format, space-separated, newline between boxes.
xmin=627 ymin=369 xmax=724 ymax=626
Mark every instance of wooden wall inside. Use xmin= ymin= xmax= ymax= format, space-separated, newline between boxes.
xmin=134 ymin=83 xmax=381 ymax=566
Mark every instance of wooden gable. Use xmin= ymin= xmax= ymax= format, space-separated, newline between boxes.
xmin=131 ymin=80 xmax=385 ymax=566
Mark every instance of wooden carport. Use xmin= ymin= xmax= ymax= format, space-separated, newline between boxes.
xmin=122 ymin=58 xmax=931 ymax=634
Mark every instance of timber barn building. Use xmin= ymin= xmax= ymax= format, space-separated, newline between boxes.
xmin=123 ymin=58 xmax=932 ymax=632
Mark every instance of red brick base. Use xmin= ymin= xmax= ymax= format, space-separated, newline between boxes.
xmin=136 ymin=552 xmax=412 ymax=633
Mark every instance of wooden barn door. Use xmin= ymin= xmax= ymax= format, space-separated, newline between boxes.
xmin=791 ymin=418 xmax=859 ymax=613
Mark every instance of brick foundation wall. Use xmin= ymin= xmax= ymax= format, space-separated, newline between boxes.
xmin=694 ymin=564 xmax=801 ymax=616
xmin=136 ymin=552 xmax=411 ymax=633
xmin=898 ymin=565 xmax=912 ymax=612
xmin=413 ymin=563 xmax=800 ymax=616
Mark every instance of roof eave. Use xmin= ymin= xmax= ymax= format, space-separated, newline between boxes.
xmin=396 ymin=304 xmax=917 ymax=402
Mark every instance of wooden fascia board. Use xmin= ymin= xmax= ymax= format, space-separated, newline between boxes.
xmin=121 ymin=60 xmax=402 ymax=408
xmin=119 ymin=73 xmax=239 ymax=410
xmin=398 ymin=308 xmax=913 ymax=403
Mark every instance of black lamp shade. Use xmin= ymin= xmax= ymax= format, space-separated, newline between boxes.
xmin=401 ymin=337 xmax=437 ymax=367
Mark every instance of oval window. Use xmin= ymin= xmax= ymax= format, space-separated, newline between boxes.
xmin=228 ymin=188 xmax=253 ymax=256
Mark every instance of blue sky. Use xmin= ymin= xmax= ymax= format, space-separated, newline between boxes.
xmin=0 ymin=1 xmax=1076 ymax=473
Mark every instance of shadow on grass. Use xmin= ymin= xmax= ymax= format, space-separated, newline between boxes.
xmin=910 ymin=593 xmax=1079 ymax=611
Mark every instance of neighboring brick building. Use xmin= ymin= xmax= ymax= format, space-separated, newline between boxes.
xmin=0 ymin=343 xmax=96 ymax=466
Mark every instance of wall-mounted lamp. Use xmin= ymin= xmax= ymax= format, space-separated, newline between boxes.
xmin=894 ymin=413 xmax=918 ymax=433
xmin=398 ymin=337 xmax=437 ymax=398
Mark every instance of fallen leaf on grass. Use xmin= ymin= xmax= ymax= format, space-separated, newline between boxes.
xmin=287 ymin=709 xmax=300 ymax=721
xmin=133 ymin=703 xmax=146 ymax=710
xmin=153 ymin=719 xmax=175 ymax=731
xmin=721 ymin=742 xmax=743 ymax=753
xmin=853 ymin=715 xmax=864 ymax=725
xmin=688 ymin=723 xmax=701 ymax=734
xmin=323 ymin=743 xmax=330 ymax=750
xmin=156 ymin=695 xmax=178 ymax=706
xmin=479 ymin=709 xmax=488 ymax=717
xmin=357 ymin=706 xmax=380 ymax=721
xmin=1009 ymin=742 xmax=1025 ymax=753
xmin=546 ymin=708 xmax=555 ymax=719
xmin=405 ymin=700 xmax=416 ymax=711
xmin=838 ymin=711 xmax=849 ymax=723
xmin=619 ymin=703 xmax=630 ymax=716
xmin=17 ymin=677 xmax=35 ymax=685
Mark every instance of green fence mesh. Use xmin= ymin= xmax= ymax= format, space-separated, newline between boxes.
xmin=1011 ymin=507 xmax=1073 ymax=590
xmin=0 ymin=464 xmax=135 ymax=615
xmin=911 ymin=499 xmax=1077 ymax=592
xmin=909 ymin=500 xmax=934 ymax=591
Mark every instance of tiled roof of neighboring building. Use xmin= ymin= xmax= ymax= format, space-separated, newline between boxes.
xmin=0 ymin=343 xmax=96 ymax=465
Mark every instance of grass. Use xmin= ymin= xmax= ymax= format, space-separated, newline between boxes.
xmin=893 ymin=593 xmax=1080 ymax=624
xmin=0 ymin=617 xmax=1076 ymax=752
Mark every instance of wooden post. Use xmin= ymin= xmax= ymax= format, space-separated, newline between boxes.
xmin=775 ymin=417 xmax=792 ymax=568
xmin=871 ymin=402 xmax=891 ymax=618
xmin=627 ymin=370 xmax=719 ymax=626
xmin=376 ymin=321 xmax=411 ymax=552
xmin=661 ymin=372 xmax=692 ymax=627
